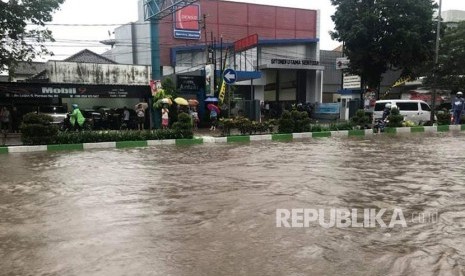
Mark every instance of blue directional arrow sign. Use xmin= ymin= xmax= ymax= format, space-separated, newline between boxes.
xmin=223 ymin=68 xmax=237 ymax=84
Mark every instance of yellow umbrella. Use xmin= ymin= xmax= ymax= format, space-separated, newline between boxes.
xmin=174 ymin=97 xmax=189 ymax=106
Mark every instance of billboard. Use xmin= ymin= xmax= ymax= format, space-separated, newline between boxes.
xmin=173 ymin=4 xmax=201 ymax=40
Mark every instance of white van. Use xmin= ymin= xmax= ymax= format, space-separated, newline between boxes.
xmin=373 ymin=100 xmax=434 ymax=125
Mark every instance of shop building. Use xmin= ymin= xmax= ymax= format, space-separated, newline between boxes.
xmin=103 ymin=0 xmax=324 ymax=118
xmin=0 ymin=50 xmax=151 ymax=127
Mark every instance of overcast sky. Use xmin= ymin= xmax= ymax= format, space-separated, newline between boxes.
xmin=44 ymin=0 xmax=465 ymax=60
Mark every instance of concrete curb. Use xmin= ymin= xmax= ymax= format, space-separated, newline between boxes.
xmin=1 ymin=125 xmax=464 ymax=154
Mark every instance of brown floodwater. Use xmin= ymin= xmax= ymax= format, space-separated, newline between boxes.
xmin=0 ymin=133 xmax=464 ymax=276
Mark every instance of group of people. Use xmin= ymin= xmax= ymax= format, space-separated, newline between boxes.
xmin=122 ymin=104 xmax=147 ymax=131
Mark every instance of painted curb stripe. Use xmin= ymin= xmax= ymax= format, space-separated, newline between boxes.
xmin=312 ymin=131 xmax=331 ymax=138
xmin=227 ymin=136 xmax=251 ymax=143
xmin=410 ymin=127 xmax=425 ymax=133
xmin=83 ymin=142 xmax=116 ymax=150
xmin=331 ymin=130 xmax=349 ymax=137
xmin=48 ymin=144 xmax=84 ymax=152
xmin=115 ymin=141 xmax=148 ymax=149
xmin=437 ymin=125 xmax=450 ymax=132
xmin=8 ymin=145 xmax=48 ymax=153
xmin=385 ymin=128 xmax=396 ymax=134
xmin=424 ymin=126 xmax=438 ymax=133
xmin=214 ymin=137 xmax=228 ymax=143
xmin=176 ymin=138 xmax=203 ymax=146
xmin=348 ymin=130 xmax=365 ymax=137
xmin=450 ymin=125 xmax=461 ymax=131
xmin=396 ymin=127 xmax=411 ymax=134
xmin=250 ymin=134 xmax=272 ymax=141
xmin=272 ymin=133 xmax=293 ymax=141
xmin=3 ymin=124 xmax=465 ymax=154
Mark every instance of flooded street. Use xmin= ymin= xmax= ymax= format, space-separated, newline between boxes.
xmin=1 ymin=133 xmax=465 ymax=275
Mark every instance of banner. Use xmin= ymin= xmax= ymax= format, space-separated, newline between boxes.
xmin=150 ymin=80 xmax=162 ymax=96
xmin=205 ymin=64 xmax=214 ymax=97
xmin=218 ymin=51 xmax=229 ymax=104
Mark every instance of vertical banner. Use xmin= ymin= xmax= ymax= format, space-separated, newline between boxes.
xmin=205 ymin=64 xmax=214 ymax=97
xmin=150 ymin=80 xmax=162 ymax=96
xmin=218 ymin=51 xmax=229 ymax=104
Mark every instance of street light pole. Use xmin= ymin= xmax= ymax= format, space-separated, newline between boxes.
xmin=431 ymin=0 xmax=442 ymax=123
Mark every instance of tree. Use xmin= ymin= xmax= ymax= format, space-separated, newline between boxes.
xmin=330 ymin=0 xmax=437 ymax=90
xmin=0 ymin=0 xmax=65 ymax=75
xmin=427 ymin=21 xmax=465 ymax=92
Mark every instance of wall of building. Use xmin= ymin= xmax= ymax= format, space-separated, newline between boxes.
xmin=105 ymin=0 xmax=318 ymax=67
xmin=47 ymin=62 xmax=151 ymax=85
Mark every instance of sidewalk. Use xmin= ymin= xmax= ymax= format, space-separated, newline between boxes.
xmin=193 ymin=128 xmax=223 ymax=137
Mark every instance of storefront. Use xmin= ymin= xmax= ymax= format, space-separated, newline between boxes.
xmin=0 ymin=82 xmax=151 ymax=127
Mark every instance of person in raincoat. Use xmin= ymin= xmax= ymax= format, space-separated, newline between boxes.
xmin=451 ymin=91 xmax=464 ymax=125
xmin=70 ymin=104 xmax=85 ymax=131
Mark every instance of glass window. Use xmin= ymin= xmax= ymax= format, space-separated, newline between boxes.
xmin=396 ymin=102 xmax=418 ymax=111
xmin=374 ymin=102 xmax=390 ymax=111
xmin=421 ymin=103 xmax=431 ymax=111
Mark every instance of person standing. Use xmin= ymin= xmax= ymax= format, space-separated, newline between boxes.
xmin=161 ymin=105 xmax=169 ymax=129
xmin=451 ymin=91 xmax=464 ymax=125
xmin=190 ymin=106 xmax=199 ymax=130
xmin=210 ymin=107 xmax=218 ymax=131
xmin=136 ymin=104 xmax=145 ymax=130
xmin=70 ymin=104 xmax=85 ymax=131
xmin=0 ymin=106 xmax=11 ymax=133
xmin=10 ymin=107 xmax=19 ymax=133
xmin=122 ymin=106 xmax=130 ymax=129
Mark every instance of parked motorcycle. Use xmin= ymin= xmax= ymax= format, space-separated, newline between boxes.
xmin=373 ymin=118 xmax=388 ymax=133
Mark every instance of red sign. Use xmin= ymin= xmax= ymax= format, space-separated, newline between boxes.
xmin=409 ymin=91 xmax=442 ymax=105
xmin=175 ymin=5 xmax=200 ymax=31
xmin=234 ymin=34 xmax=258 ymax=52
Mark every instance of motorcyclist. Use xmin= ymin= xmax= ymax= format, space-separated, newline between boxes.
xmin=375 ymin=103 xmax=391 ymax=133
xmin=70 ymin=104 xmax=85 ymax=131
xmin=382 ymin=103 xmax=392 ymax=121
xmin=451 ymin=91 xmax=464 ymax=125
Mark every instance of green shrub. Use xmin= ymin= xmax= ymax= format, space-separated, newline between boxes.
xmin=53 ymin=129 xmax=193 ymax=144
xmin=278 ymin=111 xmax=295 ymax=133
xmin=436 ymin=110 xmax=451 ymax=125
xmin=20 ymin=113 xmax=59 ymax=145
xmin=328 ymin=122 xmax=354 ymax=131
xmin=234 ymin=117 xmax=252 ymax=135
xmin=219 ymin=118 xmax=235 ymax=136
xmin=291 ymin=110 xmax=311 ymax=132
xmin=351 ymin=109 xmax=370 ymax=128
xmin=387 ymin=108 xmax=404 ymax=127
xmin=172 ymin=112 xmax=192 ymax=132
xmin=310 ymin=124 xmax=330 ymax=132
xmin=22 ymin=112 xmax=54 ymax=125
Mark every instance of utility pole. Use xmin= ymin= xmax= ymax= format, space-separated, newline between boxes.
xmin=430 ymin=0 xmax=442 ymax=123
xmin=203 ymin=14 xmax=208 ymax=64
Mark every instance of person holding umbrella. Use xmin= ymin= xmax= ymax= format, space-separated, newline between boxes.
xmin=161 ymin=104 xmax=169 ymax=129
xmin=135 ymin=103 xmax=146 ymax=130
xmin=208 ymin=103 xmax=220 ymax=131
